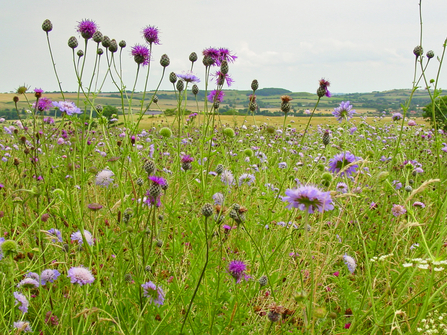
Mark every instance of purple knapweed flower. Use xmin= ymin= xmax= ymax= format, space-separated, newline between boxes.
xmin=53 ymin=101 xmax=82 ymax=116
xmin=77 ymin=19 xmax=97 ymax=40
xmin=33 ymin=97 xmax=53 ymax=112
xmin=34 ymin=88 xmax=44 ymax=97
xmin=141 ymin=281 xmax=165 ymax=305
xmin=14 ymin=292 xmax=29 ymax=313
xmin=392 ymin=204 xmax=406 ymax=217
xmin=202 ymin=47 xmax=220 ymax=65
xmin=143 ymin=26 xmax=160 ymax=45
xmin=67 ymin=266 xmax=95 ymax=286
xmin=332 ymin=101 xmax=356 ymax=122
xmin=40 ymin=269 xmax=61 ymax=285
xmin=218 ymin=47 xmax=237 ymax=64
xmin=207 ymin=90 xmax=225 ymax=103
xmin=228 ymin=260 xmax=247 ymax=283
xmin=71 ymin=230 xmax=94 ymax=246
xmin=176 ymin=72 xmax=200 ymax=83
xmin=343 ymin=254 xmax=356 ymax=274
xmin=318 ymin=78 xmax=331 ymax=97
xmin=328 ymin=151 xmax=361 ymax=177
xmin=148 ymin=175 xmax=167 ymax=187
xmin=213 ymin=71 xmax=234 ymax=87
xmin=282 ymin=185 xmax=334 ymax=214
xmin=131 ymin=44 xmax=150 ymax=66
xmin=95 ymin=168 xmax=114 ymax=187
xmin=181 ymin=155 xmax=194 ymax=163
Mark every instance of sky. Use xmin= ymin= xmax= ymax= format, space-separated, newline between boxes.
xmin=1 ymin=0 xmax=446 ymax=95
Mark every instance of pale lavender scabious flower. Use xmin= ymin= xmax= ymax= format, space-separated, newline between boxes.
xmin=47 ymin=228 xmax=63 ymax=243
xmin=77 ymin=19 xmax=97 ymax=39
xmin=67 ymin=266 xmax=95 ymax=286
xmin=53 ymin=101 xmax=82 ymax=116
xmin=213 ymin=192 xmax=225 ymax=205
xmin=33 ymin=97 xmax=53 ymax=112
xmin=413 ymin=201 xmax=426 ymax=208
xmin=176 ymin=72 xmax=200 ymax=83
xmin=14 ymin=292 xmax=29 ymax=314
xmin=283 ymin=185 xmax=334 ymax=214
xmin=392 ymin=180 xmax=402 ymax=190
xmin=143 ymin=26 xmax=160 ymax=45
xmin=25 ymin=272 xmax=40 ymax=282
xmin=221 ymin=169 xmax=235 ymax=186
xmin=343 ymin=254 xmax=356 ymax=274
xmin=336 ymin=182 xmax=348 ymax=193
xmin=392 ymin=204 xmax=406 ymax=217
xmin=278 ymin=162 xmax=287 ymax=169
xmin=239 ymin=173 xmax=255 ymax=186
xmin=71 ymin=230 xmax=94 ymax=246
xmin=131 ymin=44 xmax=150 ymax=66
xmin=40 ymin=269 xmax=61 ymax=285
xmin=17 ymin=278 xmax=39 ymax=289
xmin=141 ymin=281 xmax=165 ymax=305
xmin=328 ymin=151 xmax=361 ymax=177
xmin=332 ymin=101 xmax=356 ymax=122
xmin=228 ymin=260 xmax=246 ymax=283
xmin=207 ymin=90 xmax=225 ymax=103
xmin=13 ymin=321 xmax=32 ymax=333
xmin=95 ymin=168 xmax=114 ymax=187
xmin=392 ymin=113 xmax=403 ymax=121
xmin=0 ymin=237 xmax=4 ymax=260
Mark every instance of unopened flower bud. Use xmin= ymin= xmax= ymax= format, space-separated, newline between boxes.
xmin=251 ymin=79 xmax=259 ymax=91
xmin=220 ymin=60 xmax=229 ymax=75
xmin=189 ymin=52 xmax=198 ymax=62
xmin=77 ymin=50 xmax=84 ymax=57
xmin=202 ymin=203 xmax=214 ymax=217
xmin=102 ymin=36 xmax=111 ymax=48
xmin=317 ymin=86 xmax=326 ymax=98
xmin=119 ymin=40 xmax=126 ymax=48
xmin=97 ymin=48 xmax=104 ymax=55
xmin=413 ymin=45 xmax=423 ymax=58
xmin=160 ymin=54 xmax=170 ymax=67
xmin=203 ymin=56 xmax=214 ymax=67
xmin=13 ymin=96 xmax=19 ymax=103
xmin=153 ymin=95 xmax=159 ymax=103
xmin=426 ymin=50 xmax=434 ymax=59
xmin=42 ymin=19 xmax=53 ymax=32
xmin=169 ymin=72 xmax=177 ymax=84
xmin=192 ymin=84 xmax=199 ymax=96
xmin=92 ymin=31 xmax=103 ymax=43
xmin=68 ymin=36 xmax=78 ymax=49
xmin=109 ymin=39 xmax=118 ymax=53
xmin=176 ymin=80 xmax=184 ymax=92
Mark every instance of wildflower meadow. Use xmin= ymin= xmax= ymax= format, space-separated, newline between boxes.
xmin=1 ymin=3 xmax=447 ymax=334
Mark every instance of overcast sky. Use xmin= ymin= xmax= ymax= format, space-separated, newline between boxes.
xmin=1 ymin=0 xmax=446 ymax=94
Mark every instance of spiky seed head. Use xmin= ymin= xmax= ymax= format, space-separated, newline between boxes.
xmin=160 ymin=54 xmax=170 ymax=67
xmin=109 ymin=39 xmax=118 ymax=53
xmin=143 ymin=159 xmax=156 ymax=175
xmin=281 ymin=102 xmax=291 ymax=114
xmin=413 ymin=45 xmax=423 ymax=57
xmin=119 ymin=40 xmax=126 ymax=48
xmin=215 ymin=164 xmax=224 ymax=175
xmin=169 ymin=72 xmax=177 ymax=84
xmin=251 ymin=79 xmax=259 ymax=91
xmin=77 ymin=50 xmax=84 ymax=57
xmin=42 ymin=19 xmax=53 ymax=32
xmin=202 ymin=203 xmax=214 ymax=217
xmin=249 ymin=102 xmax=257 ymax=112
xmin=192 ymin=84 xmax=199 ymax=96
xmin=92 ymin=31 xmax=103 ymax=43
xmin=68 ymin=36 xmax=78 ymax=49
xmin=101 ymin=36 xmax=111 ymax=48
xmin=189 ymin=52 xmax=198 ymax=62
xmin=220 ymin=60 xmax=229 ymax=75
xmin=426 ymin=50 xmax=434 ymax=59
xmin=223 ymin=127 xmax=235 ymax=138
xmin=1 ymin=240 xmax=19 ymax=255
xmin=258 ymin=275 xmax=268 ymax=286
xmin=159 ymin=127 xmax=172 ymax=138
xmin=176 ymin=80 xmax=184 ymax=92
xmin=97 ymin=48 xmax=104 ymax=55
xmin=323 ymin=130 xmax=330 ymax=146
xmin=317 ymin=86 xmax=326 ymax=98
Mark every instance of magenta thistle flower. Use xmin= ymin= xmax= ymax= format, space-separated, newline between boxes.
xmin=131 ymin=44 xmax=150 ymax=66
xmin=392 ymin=204 xmax=406 ymax=217
xmin=207 ymin=90 xmax=225 ymax=103
xmin=176 ymin=72 xmax=200 ymax=83
xmin=67 ymin=266 xmax=95 ymax=286
xmin=40 ymin=269 xmax=61 ymax=285
xmin=203 ymin=47 xmax=220 ymax=64
xmin=148 ymin=175 xmax=167 ymax=186
xmin=318 ymin=78 xmax=331 ymax=97
xmin=52 ymin=101 xmax=81 ymax=116
xmin=181 ymin=155 xmax=194 ymax=163
xmin=328 ymin=151 xmax=361 ymax=177
xmin=77 ymin=19 xmax=97 ymax=40
xmin=332 ymin=101 xmax=356 ymax=122
xmin=213 ymin=71 xmax=234 ymax=87
xmin=14 ymin=292 xmax=29 ymax=314
xmin=218 ymin=48 xmax=237 ymax=64
xmin=141 ymin=281 xmax=165 ymax=305
xmin=343 ymin=254 xmax=356 ymax=274
xmin=228 ymin=260 xmax=246 ymax=283
xmin=283 ymin=185 xmax=334 ymax=214
xmin=33 ymin=97 xmax=53 ymax=112
xmin=143 ymin=26 xmax=160 ymax=45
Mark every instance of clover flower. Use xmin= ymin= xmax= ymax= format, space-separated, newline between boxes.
xmin=41 ymin=269 xmax=61 ymax=285
xmin=228 ymin=260 xmax=247 ymax=283
xmin=53 ymin=101 xmax=82 ymax=116
xmin=141 ymin=281 xmax=165 ymax=305
xmin=328 ymin=151 xmax=361 ymax=177
xmin=71 ymin=230 xmax=94 ymax=246
xmin=95 ymin=168 xmax=114 ymax=187
xmin=67 ymin=266 xmax=95 ymax=286
xmin=282 ymin=185 xmax=334 ymax=214
xmin=176 ymin=72 xmax=200 ymax=83
xmin=131 ymin=44 xmax=150 ymax=66
xmin=143 ymin=26 xmax=160 ymax=45
xmin=77 ymin=19 xmax=97 ymax=39
xmin=332 ymin=101 xmax=356 ymax=122
xmin=343 ymin=254 xmax=356 ymax=274
xmin=207 ymin=90 xmax=225 ymax=103
xmin=14 ymin=292 xmax=29 ymax=314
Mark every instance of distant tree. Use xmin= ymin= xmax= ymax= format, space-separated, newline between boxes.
xmin=102 ymin=105 xmax=119 ymax=119
xmin=422 ymin=95 xmax=447 ymax=130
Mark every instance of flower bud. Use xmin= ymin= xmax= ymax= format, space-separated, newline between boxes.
xmin=119 ymin=40 xmax=126 ymax=48
xmin=169 ymin=72 xmax=177 ymax=84
xmin=201 ymin=203 xmax=214 ymax=217
xmin=160 ymin=54 xmax=170 ymax=67
xmin=192 ymin=84 xmax=199 ymax=96
xmin=176 ymin=80 xmax=184 ymax=92
xmin=251 ymin=79 xmax=259 ymax=91
xmin=220 ymin=60 xmax=229 ymax=75
xmin=97 ymin=48 xmax=104 ymax=56
xmin=102 ymin=36 xmax=111 ymax=48
xmin=189 ymin=52 xmax=198 ymax=62
xmin=426 ymin=50 xmax=434 ymax=59
xmin=92 ymin=31 xmax=103 ymax=43
xmin=68 ymin=36 xmax=78 ymax=49
xmin=109 ymin=39 xmax=118 ymax=53
xmin=42 ymin=19 xmax=53 ymax=32
xmin=413 ymin=45 xmax=423 ymax=58
xmin=77 ymin=50 xmax=84 ymax=58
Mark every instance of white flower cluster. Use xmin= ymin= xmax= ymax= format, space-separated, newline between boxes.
xmin=417 ymin=311 xmax=447 ymax=334
xmin=402 ymin=258 xmax=447 ymax=271
xmin=370 ymin=254 xmax=393 ymax=262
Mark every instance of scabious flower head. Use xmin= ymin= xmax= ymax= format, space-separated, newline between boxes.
xmin=332 ymin=101 xmax=356 ymax=122
xmin=143 ymin=26 xmax=160 ymax=45
xmin=328 ymin=151 xmax=361 ymax=177
xmin=14 ymin=292 xmax=29 ymax=313
xmin=392 ymin=204 xmax=406 ymax=217
xmin=67 ymin=266 xmax=95 ymax=286
xmin=283 ymin=185 xmax=334 ymax=214
xmin=228 ymin=260 xmax=247 ymax=283
xmin=40 ymin=269 xmax=61 ymax=285
xmin=25 ymin=272 xmax=40 ymax=281
xmin=213 ymin=192 xmax=225 ymax=205
xmin=343 ymin=254 xmax=356 ymax=274
xmin=47 ymin=228 xmax=63 ymax=243
xmin=13 ymin=321 xmax=32 ymax=333
xmin=141 ymin=281 xmax=165 ymax=305
xmin=53 ymin=101 xmax=82 ymax=116
xmin=77 ymin=19 xmax=97 ymax=39
xmin=239 ymin=173 xmax=256 ymax=186
xmin=176 ymin=72 xmax=200 ymax=83
xmin=392 ymin=112 xmax=403 ymax=121
xmin=95 ymin=168 xmax=114 ymax=187
xmin=221 ymin=169 xmax=235 ymax=186
xmin=336 ymin=182 xmax=348 ymax=193
xmin=71 ymin=230 xmax=94 ymax=246
xmin=17 ymin=278 xmax=39 ymax=289
xmin=131 ymin=44 xmax=150 ymax=66
xmin=207 ymin=90 xmax=225 ymax=103
xmin=33 ymin=97 xmax=53 ymax=112
xmin=413 ymin=201 xmax=425 ymax=208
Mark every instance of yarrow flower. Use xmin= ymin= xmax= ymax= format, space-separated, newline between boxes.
xmin=71 ymin=230 xmax=94 ymax=246
xmin=95 ymin=168 xmax=114 ymax=187
xmin=141 ymin=281 xmax=165 ymax=305
xmin=131 ymin=44 xmax=150 ymax=66
xmin=176 ymin=72 xmax=200 ymax=83
xmin=67 ymin=266 xmax=95 ymax=286
xmin=14 ymin=291 xmax=29 ymax=314
xmin=392 ymin=204 xmax=406 ymax=217
xmin=332 ymin=101 xmax=356 ymax=122
xmin=228 ymin=260 xmax=247 ymax=283
xmin=142 ymin=26 xmax=160 ymax=45
xmin=328 ymin=151 xmax=361 ymax=177
xmin=207 ymin=90 xmax=225 ymax=103
xmin=282 ymin=185 xmax=334 ymax=214
xmin=343 ymin=254 xmax=356 ymax=274
xmin=53 ymin=101 xmax=82 ymax=116
xmin=40 ymin=269 xmax=61 ymax=285
xmin=77 ymin=19 xmax=97 ymax=40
